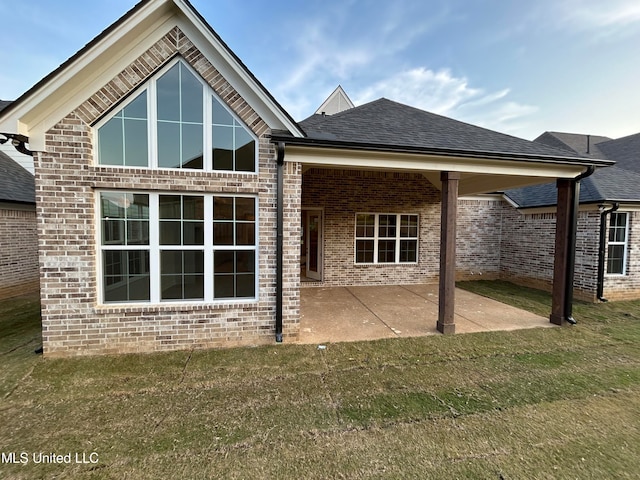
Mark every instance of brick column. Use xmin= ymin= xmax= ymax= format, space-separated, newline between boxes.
xmin=550 ymin=178 xmax=576 ymax=325
xmin=438 ymin=171 xmax=460 ymax=334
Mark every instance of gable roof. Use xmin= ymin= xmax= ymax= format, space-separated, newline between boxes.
xmin=279 ymin=98 xmax=609 ymax=165
xmin=0 ymin=101 xmax=11 ymax=114
xmin=0 ymin=150 xmax=35 ymax=204
xmin=534 ymin=131 xmax=611 ymax=158
xmin=314 ymin=85 xmax=355 ymax=115
xmin=506 ymin=131 xmax=640 ymax=208
xmin=0 ymin=0 xmax=303 ymax=150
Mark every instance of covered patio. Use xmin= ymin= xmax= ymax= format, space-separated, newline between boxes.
xmin=298 ymin=284 xmax=552 ymax=344
xmin=272 ymin=99 xmax=614 ymax=342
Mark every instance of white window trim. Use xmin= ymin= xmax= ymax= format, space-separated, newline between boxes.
xmin=354 ymin=213 xmax=419 ymax=265
xmin=96 ymin=191 xmax=260 ymax=305
xmin=605 ymin=211 xmax=629 ymax=277
xmin=93 ymin=57 xmax=259 ymax=174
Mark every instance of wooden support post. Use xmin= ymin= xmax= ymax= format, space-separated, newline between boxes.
xmin=550 ymin=178 xmax=575 ymax=325
xmin=438 ymin=171 xmax=460 ymax=334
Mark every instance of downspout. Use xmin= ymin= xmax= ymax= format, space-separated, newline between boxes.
xmin=275 ymin=142 xmax=285 ymax=343
xmin=596 ymin=202 xmax=619 ymax=301
xmin=564 ymin=165 xmax=595 ymax=325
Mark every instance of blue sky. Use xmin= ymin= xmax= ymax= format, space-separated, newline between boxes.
xmin=1 ymin=0 xmax=640 ymax=140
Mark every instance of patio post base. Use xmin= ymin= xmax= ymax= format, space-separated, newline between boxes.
xmin=549 ymin=313 xmax=567 ymax=326
xmin=437 ymin=321 xmax=455 ymax=335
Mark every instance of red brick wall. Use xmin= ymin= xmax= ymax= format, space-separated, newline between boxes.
xmin=301 ymin=170 xmax=506 ymax=286
xmin=36 ymin=27 xmax=300 ymax=357
xmin=0 ymin=207 xmax=39 ymax=298
xmin=302 ymin=168 xmax=442 ymax=286
xmin=499 ymin=208 xmax=601 ymax=301
xmin=457 ymin=198 xmax=503 ymax=280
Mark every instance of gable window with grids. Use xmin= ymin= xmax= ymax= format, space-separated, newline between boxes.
xmin=99 ymin=192 xmax=257 ymax=304
xmin=95 ymin=58 xmax=257 ymax=172
xmin=606 ymin=212 xmax=630 ymax=275
xmin=355 ymin=213 xmax=419 ymax=264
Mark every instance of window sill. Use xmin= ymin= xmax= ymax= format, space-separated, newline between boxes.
xmin=90 ymin=165 xmax=258 ymax=176
xmin=94 ymin=298 xmax=259 ymax=314
xmin=354 ymin=262 xmax=419 ymax=266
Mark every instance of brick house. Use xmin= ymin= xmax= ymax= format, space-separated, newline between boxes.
xmin=0 ymin=147 xmax=38 ymax=299
xmin=0 ymin=0 xmax=611 ymax=356
xmin=503 ymin=131 xmax=640 ymax=301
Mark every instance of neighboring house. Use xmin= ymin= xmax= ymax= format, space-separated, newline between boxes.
xmin=314 ymin=85 xmax=355 ymax=116
xmin=503 ymin=131 xmax=640 ymax=301
xmin=0 ymin=149 xmax=38 ymax=298
xmin=0 ymin=0 xmax=611 ymax=357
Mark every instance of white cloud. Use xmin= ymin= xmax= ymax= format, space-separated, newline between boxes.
xmin=550 ymin=0 xmax=640 ymax=40
xmin=271 ymin=1 xmax=449 ymax=120
xmin=351 ymin=67 xmax=538 ymax=135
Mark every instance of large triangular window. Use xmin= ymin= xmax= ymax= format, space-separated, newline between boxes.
xmin=96 ymin=58 xmax=257 ymax=172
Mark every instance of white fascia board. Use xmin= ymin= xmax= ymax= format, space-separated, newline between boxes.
xmin=286 ymin=145 xmax=587 ymax=178
xmin=1 ymin=0 xmax=303 ymax=151
xmin=1 ymin=1 xmax=175 ymax=150
xmin=515 ymin=203 xmax=603 ymax=215
xmin=502 ymin=194 xmax=520 ymax=208
xmin=174 ymin=2 xmax=304 ymax=137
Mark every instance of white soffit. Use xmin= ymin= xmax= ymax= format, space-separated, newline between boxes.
xmin=0 ymin=0 xmax=302 ymax=151
xmin=286 ymin=146 xmax=587 ymax=178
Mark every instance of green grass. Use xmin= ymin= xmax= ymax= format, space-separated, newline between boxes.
xmin=1 ymin=283 xmax=640 ymax=479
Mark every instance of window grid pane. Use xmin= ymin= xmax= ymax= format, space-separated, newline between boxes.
xmin=160 ymin=250 xmax=204 ymax=300
xmin=214 ymin=251 xmax=255 ymax=299
xmin=606 ymin=213 xmax=628 ymax=275
xmin=156 ymin=63 xmax=203 ymax=170
xmin=101 ymin=193 xmax=150 ymax=246
xmin=356 ymin=214 xmax=375 ymax=238
xmin=101 ymin=192 xmax=257 ymax=303
xmin=159 ymin=195 xmax=204 ymax=246
xmin=212 ymin=96 xmax=255 ymax=172
xmin=355 ymin=213 xmax=418 ymax=264
xmin=98 ymin=91 xmax=148 ymax=167
xmin=103 ymin=250 xmax=150 ymax=302
xmin=98 ymin=60 xmax=256 ymax=173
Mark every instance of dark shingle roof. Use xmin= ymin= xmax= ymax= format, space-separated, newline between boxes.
xmin=534 ymin=131 xmax=611 ymax=158
xmin=290 ymin=98 xmax=598 ymax=161
xmin=507 ymin=131 xmax=640 ymax=208
xmin=0 ymin=150 xmax=35 ymax=204
xmin=0 ymin=100 xmax=12 ymax=113
xmin=596 ymin=132 xmax=640 ymax=173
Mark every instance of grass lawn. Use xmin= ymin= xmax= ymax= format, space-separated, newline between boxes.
xmin=1 ymin=282 xmax=639 ymax=479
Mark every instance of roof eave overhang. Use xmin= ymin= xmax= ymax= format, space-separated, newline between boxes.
xmin=276 ymin=141 xmax=610 ymax=175
xmin=0 ymin=0 xmax=303 ymax=151
xmin=515 ymin=200 xmax=640 ymax=214
xmin=274 ymin=138 xmax=613 ymax=196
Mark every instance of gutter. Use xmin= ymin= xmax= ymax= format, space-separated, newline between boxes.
xmin=564 ymin=165 xmax=596 ymax=325
xmin=596 ymin=202 xmax=619 ymax=301
xmin=275 ymin=142 xmax=285 ymax=342
xmin=269 ymin=134 xmax=614 ymax=168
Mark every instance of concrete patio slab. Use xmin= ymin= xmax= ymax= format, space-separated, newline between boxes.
xmin=298 ymin=284 xmax=553 ymax=344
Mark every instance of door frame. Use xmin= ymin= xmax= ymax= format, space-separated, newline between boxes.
xmin=302 ymin=208 xmax=324 ymax=281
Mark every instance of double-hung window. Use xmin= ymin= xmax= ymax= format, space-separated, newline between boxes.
xmin=606 ymin=212 xmax=629 ymax=275
xmin=355 ymin=213 xmax=418 ymax=264
xmin=100 ymin=192 xmax=257 ymax=304
xmin=96 ymin=58 xmax=257 ymax=172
